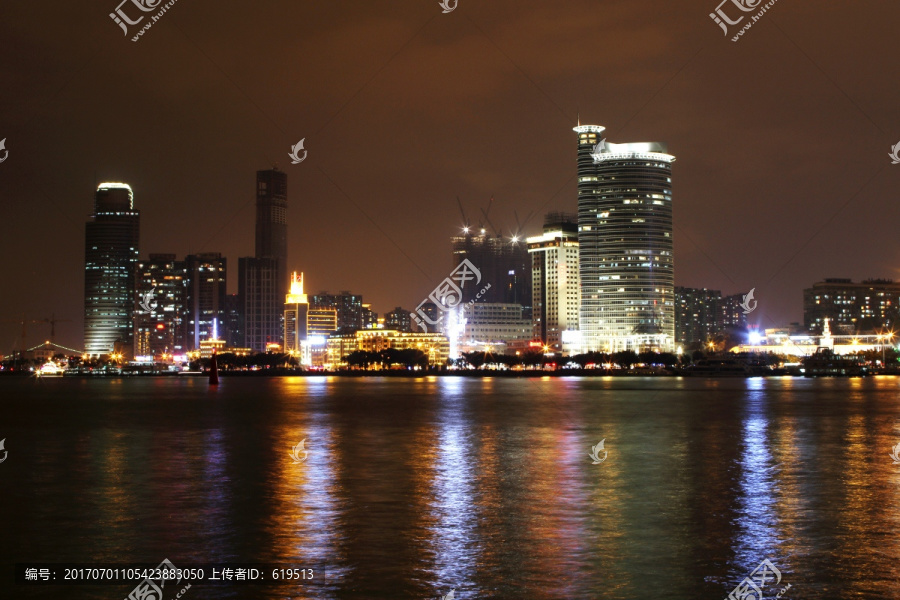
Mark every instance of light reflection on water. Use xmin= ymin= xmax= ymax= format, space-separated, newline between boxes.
xmin=3 ymin=376 xmax=900 ymax=598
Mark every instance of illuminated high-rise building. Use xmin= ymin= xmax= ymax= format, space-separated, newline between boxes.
xmin=239 ymin=257 xmax=280 ymax=352
xmin=674 ymin=287 xmax=721 ymax=347
xmin=84 ymin=182 xmax=140 ymax=357
xmin=285 ymin=272 xmax=337 ymax=365
xmin=802 ymin=278 xmax=900 ymax=335
xmin=134 ymin=254 xmax=186 ymax=358
xmin=361 ymin=304 xmax=378 ymax=329
xmin=185 ymin=253 xmax=227 ymax=350
xmin=385 ymin=307 xmax=412 ymax=332
xmin=255 ymin=168 xmax=289 ymax=298
xmin=574 ymin=124 xmax=675 ymax=352
xmin=223 ymin=293 xmax=243 ymax=348
xmin=284 ymin=272 xmax=310 ymax=354
xmin=238 ymin=168 xmax=289 ymax=352
xmin=311 ymin=291 xmax=364 ymax=332
xmin=527 ymin=212 xmax=580 ymax=352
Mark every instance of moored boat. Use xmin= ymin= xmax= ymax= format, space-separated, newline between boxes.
xmin=802 ymin=347 xmax=868 ymax=377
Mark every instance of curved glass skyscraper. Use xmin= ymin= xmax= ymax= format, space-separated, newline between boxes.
xmin=574 ymin=124 xmax=675 ymax=352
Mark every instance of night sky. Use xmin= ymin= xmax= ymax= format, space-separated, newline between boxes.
xmin=1 ymin=0 xmax=898 ymax=351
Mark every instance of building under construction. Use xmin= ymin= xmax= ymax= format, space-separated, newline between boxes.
xmin=451 ymin=229 xmax=531 ymax=320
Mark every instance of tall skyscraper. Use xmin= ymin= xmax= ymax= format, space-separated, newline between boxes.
xmin=184 ymin=253 xmax=227 ymax=350
xmin=574 ymin=124 xmax=675 ymax=352
xmin=255 ymin=168 xmax=289 ymax=298
xmin=84 ymin=182 xmax=141 ymax=357
xmin=450 ymin=230 xmax=531 ymax=317
xmin=239 ymin=168 xmax=289 ymax=352
xmin=134 ymin=254 xmax=186 ymax=358
xmin=239 ymin=257 xmax=280 ymax=352
xmin=223 ymin=293 xmax=243 ymax=348
xmin=527 ymin=212 xmax=580 ymax=352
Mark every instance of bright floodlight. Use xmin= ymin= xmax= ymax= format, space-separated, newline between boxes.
xmin=749 ymin=332 xmax=763 ymax=345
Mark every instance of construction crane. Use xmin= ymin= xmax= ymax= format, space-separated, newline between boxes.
xmin=479 ymin=195 xmax=502 ymax=237
xmin=1 ymin=313 xmax=42 ymax=353
xmin=39 ymin=314 xmax=72 ymax=343
xmin=456 ymin=196 xmax=471 ymax=234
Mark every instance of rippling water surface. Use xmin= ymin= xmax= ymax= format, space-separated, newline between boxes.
xmin=2 ymin=376 xmax=900 ymax=599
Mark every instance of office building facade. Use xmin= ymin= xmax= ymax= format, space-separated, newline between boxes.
xmin=674 ymin=287 xmax=721 ymax=347
xmin=185 ymin=253 xmax=227 ymax=350
xmin=385 ymin=307 xmax=412 ymax=332
xmin=574 ymin=124 xmax=675 ymax=352
xmin=255 ymin=168 xmax=289 ymax=299
xmin=84 ymin=182 xmax=141 ymax=357
xmin=239 ymin=257 xmax=281 ymax=352
xmin=311 ymin=291 xmax=364 ymax=332
xmin=803 ymin=278 xmax=900 ymax=335
xmin=326 ymin=330 xmax=450 ymax=367
xmin=528 ymin=212 xmax=580 ymax=352
xmin=238 ymin=168 xmax=289 ymax=352
xmin=134 ymin=254 xmax=186 ymax=358
xmin=674 ymin=287 xmax=751 ymax=347
xmin=458 ymin=303 xmax=532 ymax=353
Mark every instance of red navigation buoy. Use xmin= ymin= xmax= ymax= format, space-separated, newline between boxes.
xmin=209 ymin=350 xmax=219 ymax=386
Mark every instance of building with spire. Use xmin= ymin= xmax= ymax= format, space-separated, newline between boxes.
xmin=284 ymin=272 xmax=337 ymax=366
xmin=574 ymin=124 xmax=675 ymax=352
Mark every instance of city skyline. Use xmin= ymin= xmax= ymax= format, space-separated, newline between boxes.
xmin=5 ymin=4 xmax=900 ymax=600
xmin=2 ymin=0 xmax=899 ymax=351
